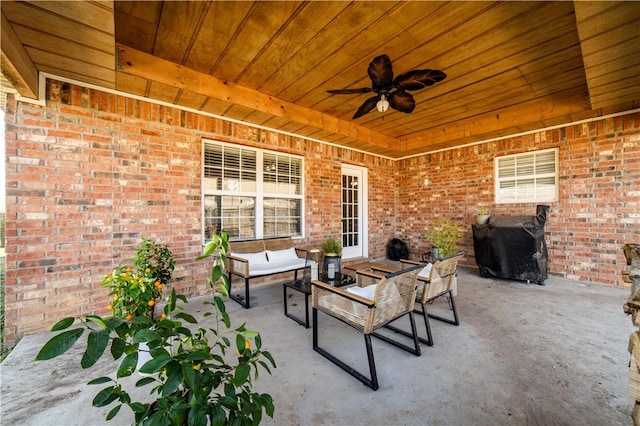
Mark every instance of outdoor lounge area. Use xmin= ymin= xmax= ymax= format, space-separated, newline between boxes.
xmin=1 ymin=266 xmax=635 ymax=425
xmin=1 ymin=2 xmax=640 ymax=425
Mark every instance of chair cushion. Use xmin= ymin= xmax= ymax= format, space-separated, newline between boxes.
xmin=266 ymin=247 xmax=299 ymax=262
xmin=418 ymin=263 xmax=441 ymax=282
xmin=346 ymin=284 xmax=377 ymax=300
xmin=232 ymin=251 xmax=269 ymax=265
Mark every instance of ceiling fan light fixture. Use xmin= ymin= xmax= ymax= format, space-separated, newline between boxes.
xmin=376 ymin=94 xmax=389 ymax=113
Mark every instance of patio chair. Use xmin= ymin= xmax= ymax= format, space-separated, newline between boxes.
xmin=391 ymin=253 xmax=465 ymax=346
xmin=311 ymin=264 xmax=424 ymax=390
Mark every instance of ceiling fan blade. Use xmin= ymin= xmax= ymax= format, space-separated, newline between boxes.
xmin=394 ymin=69 xmax=447 ymax=91
xmin=326 ymin=88 xmax=373 ymax=94
xmin=352 ymin=95 xmax=380 ymax=119
xmin=388 ymin=91 xmax=415 ymax=114
xmin=368 ymin=54 xmax=393 ymax=92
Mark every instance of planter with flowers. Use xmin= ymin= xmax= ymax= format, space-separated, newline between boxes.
xmin=35 ymin=231 xmax=276 ymax=425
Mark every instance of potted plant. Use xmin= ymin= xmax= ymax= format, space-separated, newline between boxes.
xmin=475 ymin=206 xmax=491 ymax=224
xmin=321 ymin=236 xmax=343 ymax=280
xmin=425 ymin=219 xmax=464 ymax=259
xmin=101 ymin=238 xmax=175 ymax=321
xmin=35 ymin=231 xmax=276 ymax=425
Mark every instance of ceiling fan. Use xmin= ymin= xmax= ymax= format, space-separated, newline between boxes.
xmin=326 ymin=54 xmax=446 ymax=119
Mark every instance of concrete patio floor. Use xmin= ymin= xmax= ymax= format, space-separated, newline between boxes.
xmin=1 ymin=265 xmax=636 ymax=425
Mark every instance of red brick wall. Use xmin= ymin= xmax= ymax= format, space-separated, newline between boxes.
xmin=3 ymin=79 xmax=638 ymax=348
xmin=2 ymin=80 xmax=395 ymax=347
xmin=396 ymin=113 xmax=640 ymax=285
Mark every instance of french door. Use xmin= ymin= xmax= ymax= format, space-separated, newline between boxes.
xmin=341 ymin=164 xmax=368 ymax=259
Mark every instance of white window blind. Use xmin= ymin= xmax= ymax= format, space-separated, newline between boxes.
xmin=495 ymin=148 xmax=558 ymax=203
xmin=202 ymin=140 xmax=303 ymax=241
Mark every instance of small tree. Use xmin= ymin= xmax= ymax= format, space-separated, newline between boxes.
xmin=425 ymin=219 xmax=464 ymax=258
xmin=35 ymin=231 xmax=276 ymax=425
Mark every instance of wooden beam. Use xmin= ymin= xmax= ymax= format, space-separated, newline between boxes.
xmin=403 ymin=88 xmax=590 ymax=151
xmin=115 ymin=43 xmax=398 ymax=150
xmin=1 ymin=10 xmax=38 ymax=99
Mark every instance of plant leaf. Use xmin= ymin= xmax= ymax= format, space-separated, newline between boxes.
xmin=139 ymin=353 xmax=172 ymax=374
xmin=233 ymin=363 xmax=251 ymax=386
xmin=175 ymin=312 xmax=197 ymax=324
xmin=110 ymin=337 xmax=126 ymax=359
xmin=81 ymin=330 xmax=110 ymax=368
xmin=106 ymin=404 xmax=121 ymax=421
xmin=182 ymin=362 xmax=197 ymax=389
xmin=118 ymin=352 xmax=138 ymax=378
xmin=133 ymin=328 xmax=160 ymax=343
xmin=162 ymin=361 xmax=182 ymax=396
xmin=88 ymin=376 xmax=113 ymax=385
xmin=50 ymin=317 xmax=75 ymax=332
xmin=135 ymin=376 xmax=156 ymax=387
xmin=35 ymin=328 xmax=83 ymax=361
xmin=85 ymin=315 xmax=107 ymax=330
xmin=92 ymin=386 xmax=118 ymax=407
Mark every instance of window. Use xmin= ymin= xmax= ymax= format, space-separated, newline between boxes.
xmin=495 ymin=148 xmax=558 ymax=203
xmin=203 ymin=140 xmax=303 ymax=241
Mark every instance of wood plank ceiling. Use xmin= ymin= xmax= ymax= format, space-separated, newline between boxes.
xmin=2 ymin=1 xmax=639 ymax=158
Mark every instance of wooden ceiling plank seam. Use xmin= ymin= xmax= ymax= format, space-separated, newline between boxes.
xmin=582 ymin=37 xmax=640 ymax=69
xmin=210 ymin=1 xmax=304 ymax=82
xmin=207 ymin=1 xmax=258 ymax=75
xmin=575 ymin=1 xmax=640 ymax=38
xmin=152 ymin=1 xmax=210 ymax=64
xmin=182 ymin=1 xmax=253 ymax=74
xmin=324 ymin=4 xmax=580 ymax=125
xmin=114 ymin=9 xmax=158 ymax=52
xmin=391 ymin=1 xmax=505 ymax=71
xmin=3 ymin=1 xmax=114 ymax=44
xmin=244 ymin=1 xmax=350 ymax=91
xmin=179 ymin=2 xmax=214 ymax=66
xmin=13 ymin=23 xmax=114 ymax=59
xmin=21 ymin=0 xmax=114 ymax=33
xmin=282 ymin=1 xmax=413 ymax=102
xmin=259 ymin=2 xmax=397 ymax=98
xmin=234 ymin=1 xmax=309 ymax=83
xmin=6 ymin=10 xmax=115 ymax=56
xmin=417 ymin=4 xmax=579 ymax=93
xmin=26 ymin=46 xmax=115 ymax=85
xmin=579 ymin=20 xmax=640 ymax=58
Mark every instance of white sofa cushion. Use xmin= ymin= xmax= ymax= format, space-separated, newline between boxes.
xmin=232 ymin=251 xmax=268 ymax=266
xmin=266 ymin=247 xmax=299 ymax=262
xmin=249 ymin=257 xmax=307 ymax=276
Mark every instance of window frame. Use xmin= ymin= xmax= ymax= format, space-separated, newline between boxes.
xmin=494 ymin=148 xmax=559 ymax=204
xmin=201 ymin=139 xmax=304 ymax=242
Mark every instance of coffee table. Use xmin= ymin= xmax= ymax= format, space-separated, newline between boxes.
xmin=283 ymin=272 xmax=355 ymax=328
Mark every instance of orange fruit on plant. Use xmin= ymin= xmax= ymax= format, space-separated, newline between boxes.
xmin=148 ymin=300 xmax=155 ymax=307
xmin=125 ymin=314 xmax=132 ymax=321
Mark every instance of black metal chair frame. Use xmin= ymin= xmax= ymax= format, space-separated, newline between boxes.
xmin=386 ymin=253 xmax=464 ymax=346
xmin=311 ymin=265 xmax=424 ymax=390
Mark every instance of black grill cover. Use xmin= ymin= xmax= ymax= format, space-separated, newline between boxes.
xmin=387 ymin=238 xmax=409 ymax=261
xmin=472 ymin=205 xmax=549 ymax=285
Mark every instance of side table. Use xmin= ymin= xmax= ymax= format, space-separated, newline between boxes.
xmin=283 ymin=273 xmax=355 ymax=328
xmin=283 ymin=280 xmax=312 ymax=328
